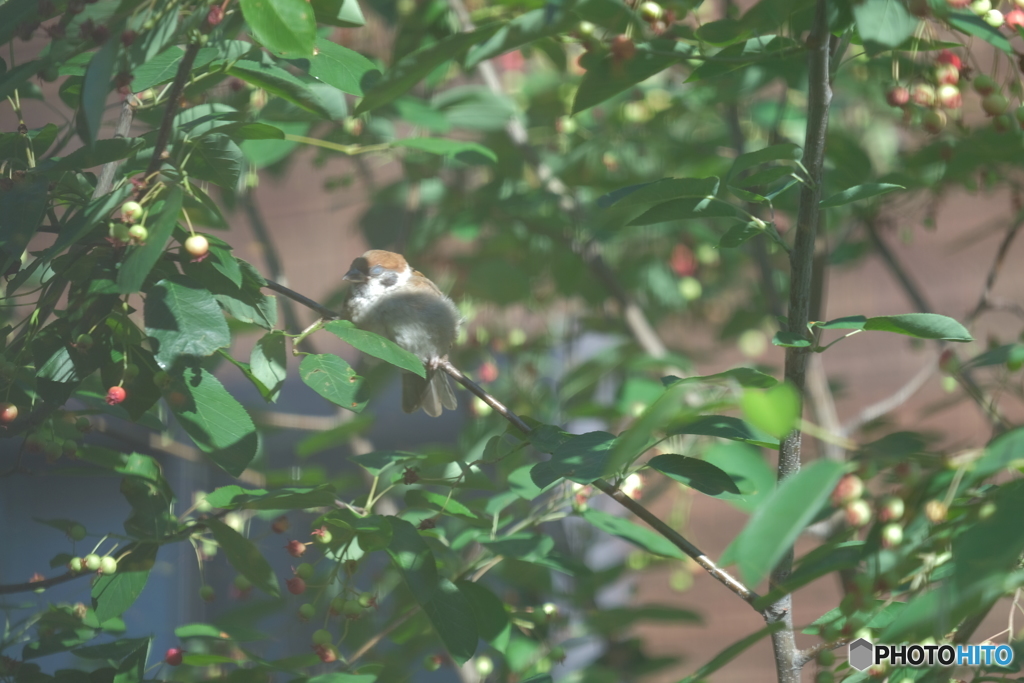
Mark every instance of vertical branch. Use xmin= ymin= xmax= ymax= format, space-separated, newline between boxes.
xmin=770 ymin=0 xmax=832 ymax=680
xmin=145 ymin=42 xmax=202 ymax=181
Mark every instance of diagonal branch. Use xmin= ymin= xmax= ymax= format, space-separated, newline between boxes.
xmin=144 ymin=42 xmax=202 ymax=182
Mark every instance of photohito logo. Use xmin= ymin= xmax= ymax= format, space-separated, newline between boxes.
xmin=848 ymin=638 xmax=1015 ymax=671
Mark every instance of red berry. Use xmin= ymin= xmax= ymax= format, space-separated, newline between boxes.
xmin=911 ymin=83 xmax=936 ymax=107
xmin=1007 ymin=7 xmax=1024 ymax=25
xmin=314 ymin=644 xmax=337 ymax=663
xmin=934 ymin=63 xmax=959 ymax=86
xmin=0 ymin=403 xmax=18 ymax=424
xmin=164 ymin=648 xmax=184 ymax=666
xmin=206 ymin=6 xmax=224 ymax=26
xmin=286 ymin=577 xmax=306 ymax=595
xmin=272 ymin=515 xmax=289 ymax=533
xmin=609 ymin=35 xmax=636 ymax=61
xmin=936 ymin=50 xmax=962 ymax=70
xmin=886 ymin=86 xmax=910 ymax=107
xmin=285 ymin=540 xmax=306 ymax=557
xmin=120 ymin=29 xmax=136 ymax=46
xmin=831 ymin=474 xmax=864 ymax=506
xmin=477 ymin=361 xmax=499 ymax=383
xmin=105 ymin=386 xmax=126 ymax=405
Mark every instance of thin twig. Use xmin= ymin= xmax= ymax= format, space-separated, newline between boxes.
xmin=967 ymin=218 xmax=1022 ymax=324
xmin=264 ymin=279 xmax=341 ymax=321
xmin=772 ymin=0 xmax=833 ymax=679
xmin=864 ymin=217 xmax=932 ymax=314
xmin=840 ymin=355 xmax=937 ymax=436
xmin=144 ymin=42 xmax=202 ymax=182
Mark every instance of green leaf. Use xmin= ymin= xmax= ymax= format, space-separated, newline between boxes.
xmin=973 ymin=426 xmax=1024 ymax=481
xmin=80 ymin=41 xmax=117 ymax=146
xmin=587 ymin=604 xmax=701 ymax=635
xmin=668 ymin=414 xmax=779 ymax=449
xmin=144 ymin=275 xmax=231 ymax=368
xmin=296 ymin=416 xmax=375 ymax=458
xmin=91 ymin=544 xmax=157 ymax=623
xmin=581 ymin=508 xmax=686 ymax=559
xmin=250 ymin=331 xmax=287 ymax=402
xmin=117 ymin=187 xmax=183 ymax=293
xmin=947 ymin=12 xmax=1013 ymax=55
xmin=695 ymin=18 xmax=751 ymax=46
xmin=663 ymin=367 xmax=778 ymax=389
xmin=772 ymin=331 xmax=812 ymax=347
xmin=47 ymin=138 xmax=146 ymax=175
xmin=755 ymin=541 xmax=864 ymax=609
xmin=323 ymin=320 xmax=425 ymax=377
xmin=719 ymin=220 xmax=767 ymax=248
xmin=387 ymin=517 xmax=439 ymax=604
xmin=310 ymin=0 xmax=366 ymax=27
xmin=687 ymin=35 xmax=798 ymax=82
xmin=465 ymin=7 xmax=575 ymax=68
xmin=239 ymin=0 xmax=316 ymax=57
xmin=73 ymin=637 xmax=150 ymax=665
xmin=299 ymin=353 xmax=367 ymax=412
xmin=206 ymin=518 xmax=280 ymax=597
xmin=456 ymin=580 xmax=510 ymax=651
xmin=572 ymin=39 xmax=689 ymax=114
xmin=168 ymin=365 xmax=260 ymax=477
xmin=628 ymin=196 xmax=738 ymax=226
xmin=530 ymin=431 xmax=617 ymax=488
xmin=228 ymin=60 xmax=347 ymax=120
xmin=290 ymin=36 xmax=379 ymax=96
xmin=703 ymin=443 xmax=777 ymax=512
xmin=852 ymin=0 xmax=917 ymax=50
xmin=812 ymin=315 xmax=867 ymax=330
xmin=392 ymin=137 xmax=497 ymax=163
xmin=727 ymin=459 xmax=846 ymax=586
xmin=355 ymin=25 xmax=502 ymax=114
xmin=599 ymin=177 xmax=720 ymax=211
xmin=740 ymin=383 xmax=801 ymax=439
xmin=820 ymin=182 xmax=905 ymax=207
xmin=423 ymin=579 xmax=479 ymax=665
xmin=647 ymin=454 xmax=741 ymax=496
xmin=184 ymin=133 xmax=244 ymax=188
xmin=863 ymin=313 xmax=973 ymax=342
xmin=0 ymin=178 xmax=48 ymax=275
xmin=678 ymin=624 xmax=785 ymax=682
xmin=204 ymin=484 xmax=336 ymax=510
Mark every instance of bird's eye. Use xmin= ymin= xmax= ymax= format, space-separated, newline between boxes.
xmin=369 ymin=265 xmax=385 ymax=276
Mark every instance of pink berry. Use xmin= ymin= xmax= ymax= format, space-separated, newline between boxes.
xmin=105 ymin=386 xmax=126 ymax=405
xmin=164 ymin=648 xmax=184 ymax=666
xmin=937 ymin=84 xmax=962 ymax=109
xmin=936 ymin=50 xmax=962 ymax=69
xmin=911 ymin=83 xmax=936 ymax=107
xmin=886 ymin=86 xmax=910 ymax=107
xmin=845 ymin=500 xmax=872 ymax=528
xmin=0 ymin=402 xmax=18 ymax=424
xmin=934 ymin=63 xmax=959 ymax=86
xmin=286 ymin=577 xmax=306 ymax=595
xmin=831 ymin=474 xmax=864 ymax=506
xmin=1007 ymin=8 xmax=1024 ymax=25
xmin=285 ymin=540 xmax=306 ymax=557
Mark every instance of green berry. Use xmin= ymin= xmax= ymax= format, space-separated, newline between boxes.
xmin=68 ymin=557 xmax=84 ymax=572
xmin=357 ymin=592 xmax=375 ymax=608
xmin=295 ymin=563 xmax=314 ymax=580
xmin=199 ymin=585 xmax=216 ymax=602
xmin=121 ymin=201 xmax=143 ymax=222
xmin=298 ymin=603 xmax=316 ymax=620
xmin=99 ymin=556 xmax=117 ymax=574
xmin=127 ymin=225 xmax=148 ymax=242
xmin=311 ymin=629 xmax=332 ymax=646
xmin=68 ymin=523 xmax=86 ymax=541
xmin=84 ymin=554 xmax=101 ymax=571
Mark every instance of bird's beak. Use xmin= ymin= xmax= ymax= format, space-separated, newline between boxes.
xmin=343 ymin=268 xmax=366 ymax=283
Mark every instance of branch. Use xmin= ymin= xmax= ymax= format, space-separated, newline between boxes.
xmin=264 ymin=279 xmax=341 ymax=321
xmin=966 ymin=217 xmax=1022 ymax=324
xmin=840 ymin=354 xmax=937 ymax=436
xmin=864 ymin=217 xmax=932 ymax=313
xmin=772 ymin=1 xmax=833 ymax=679
xmin=144 ymin=42 xmax=202 ymax=182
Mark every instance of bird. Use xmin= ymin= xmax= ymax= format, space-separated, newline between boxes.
xmin=343 ymin=250 xmax=461 ymax=417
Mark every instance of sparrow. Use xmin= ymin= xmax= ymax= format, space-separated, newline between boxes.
xmin=343 ymin=250 xmax=461 ymax=417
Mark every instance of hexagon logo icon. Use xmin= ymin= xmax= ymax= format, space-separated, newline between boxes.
xmin=849 ymin=638 xmax=874 ymax=671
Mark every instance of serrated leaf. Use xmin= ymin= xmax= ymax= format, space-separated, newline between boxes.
xmin=204 ymin=484 xmax=336 ymax=510
xmin=91 ymin=544 xmax=157 ymax=623
xmin=206 ymin=518 xmax=280 ymax=596
xmin=423 ymin=579 xmax=479 ymax=665
xmin=648 ymin=454 xmax=741 ymax=496
xmin=117 ymin=187 xmax=183 ymax=293
xmin=228 ymin=59 xmax=347 ymax=120
xmin=299 ymin=353 xmax=367 ymax=412
xmin=80 ymin=41 xmax=117 ymax=146
xmin=820 ymin=182 xmax=904 ymax=208
xmin=662 ymin=367 xmax=778 ymax=389
xmin=355 ymin=25 xmax=502 ymax=114
xmin=323 ymin=320 xmax=425 ymax=377
xmin=392 ymin=137 xmax=496 ymax=163
xmin=852 ymin=0 xmax=917 ymax=49
xmin=668 ymin=415 xmax=780 ymax=449
xmin=727 ymin=459 xmax=846 ymax=587
xmin=167 ymin=365 xmax=259 ymax=477
xmin=290 ymin=36 xmax=379 ymax=96
xmin=240 ymin=0 xmax=316 ymax=57
xmin=144 ymin=275 xmax=231 ymax=368
xmin=250 ymin=331 xmax=287 ymax=402
xmin=572 ymin=39 xmax=689 ymax=114
xmin=863 ymin=313 xmax=973 ymax=342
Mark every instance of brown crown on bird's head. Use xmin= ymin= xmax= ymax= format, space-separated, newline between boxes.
xmin=343 ymin=250 xmax=409 ymax=283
